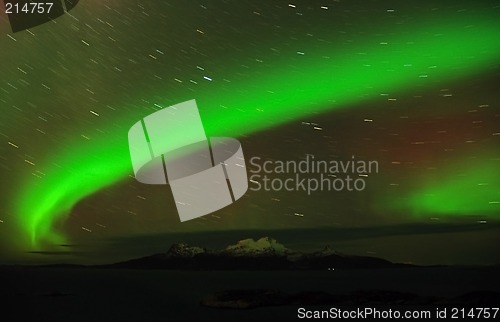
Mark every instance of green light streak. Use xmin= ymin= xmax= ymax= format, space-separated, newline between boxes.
xmin=200 ymin=16 xmax=500 ymax=137
xmin=394 ymin=159 xmax=500 ymax=217
xmin=17 ymin=142 xmax=130 ymax=247
xmin=15 ymin=13 xmax=500 ymax=248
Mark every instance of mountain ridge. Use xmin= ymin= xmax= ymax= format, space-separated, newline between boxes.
xmin=103 ymin=237 xmax=409 ymax=270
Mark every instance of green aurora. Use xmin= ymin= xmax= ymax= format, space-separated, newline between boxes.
xmin=12 ymin=10 xmax=500 ymax=248
xmin=398 ymin=159 xmax=500 ymax=216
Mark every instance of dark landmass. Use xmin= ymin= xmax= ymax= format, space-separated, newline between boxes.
xmin=1 ymin=237 xmax=499 ymax=321
xmin=102 ymin=237 xmax=409 ymax=270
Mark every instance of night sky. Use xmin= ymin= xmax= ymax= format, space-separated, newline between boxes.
xmin=0 ymin=0 xmax=499 ymax=265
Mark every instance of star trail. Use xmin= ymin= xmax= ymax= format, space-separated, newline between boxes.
xmin=0 ymin=0 xmax=498 ymax=264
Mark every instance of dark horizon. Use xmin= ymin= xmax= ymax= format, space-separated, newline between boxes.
xmin=3 ymin=222 xmax=499 ymax=266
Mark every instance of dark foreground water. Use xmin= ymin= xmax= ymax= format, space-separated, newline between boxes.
xmin=1 ymin=266 xmax=499 ymax=321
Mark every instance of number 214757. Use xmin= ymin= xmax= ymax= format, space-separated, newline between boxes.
xmin=5 ymin=2 xmax=54 ymax=14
